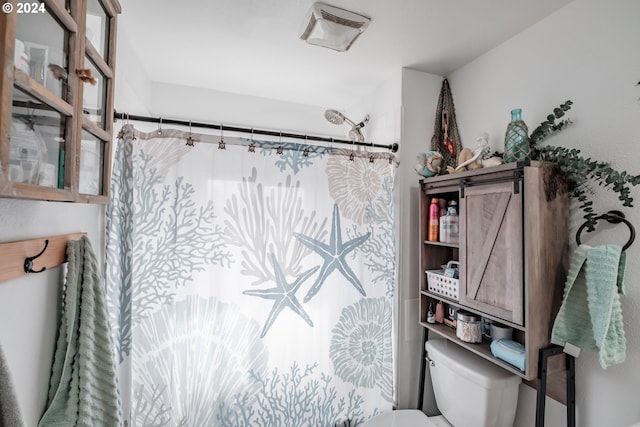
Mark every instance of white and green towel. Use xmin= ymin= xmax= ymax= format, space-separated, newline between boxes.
xmin=551 ymin=244 xmax=627 ymax=369
xmin=38 ymin=236 xmax=122 ymax=426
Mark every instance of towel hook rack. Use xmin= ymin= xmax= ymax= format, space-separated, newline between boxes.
xmin=576 ymin=210 xmax=636 ymax=251
xmin=24 ymin=239 xmax=49 ymax=273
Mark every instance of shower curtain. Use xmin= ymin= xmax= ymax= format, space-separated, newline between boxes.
xmin=105 ymin=124 xmax=398 ymax=426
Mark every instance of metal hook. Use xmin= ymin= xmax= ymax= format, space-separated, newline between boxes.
xmin=248 ymin=128 xmax=256 ymax=152
xmin=186 ymin=120 xmax=195 ymax=146
xmin=157 ymin=117 xmax=163 ymax=135
xmin=25 ymin=102 xmax=35 ymax=130
xmin=349 ymin=136 xmax=356 ymax=161
xmin=369 ymin=140 xmax=375 ymax=163
xmin=117 ymin=113 xmax=127 ymax=139
xmin=303 ymin=135 xmax=309 ymax=157
xmin=24 ymin=239 xmax=49 ymax=273
xmin=276 ymin=131 xmax=283 ymax=155
xmin=218 ymin=124 xmax=226 ymax=150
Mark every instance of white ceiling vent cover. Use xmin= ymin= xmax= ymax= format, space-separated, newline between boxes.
xmin=299 ymin=2 xmax=371 ymax=52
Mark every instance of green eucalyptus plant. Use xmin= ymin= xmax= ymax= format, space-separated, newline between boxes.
xmin=528 ymin=100 xmax=640 ymax=231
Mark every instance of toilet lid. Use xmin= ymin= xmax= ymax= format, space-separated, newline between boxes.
xmin=362 ymin=410 xmax=436 ymax=427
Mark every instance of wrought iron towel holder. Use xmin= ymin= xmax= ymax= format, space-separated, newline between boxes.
xmin=575 ymin=210 xmax=636 ymax=251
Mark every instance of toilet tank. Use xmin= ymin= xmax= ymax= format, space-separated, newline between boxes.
xmin=426 ymin=339 xmax=521 ymax=427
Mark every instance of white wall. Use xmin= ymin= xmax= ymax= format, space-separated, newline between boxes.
xmin=114 ymin=25 xmax=151 ymax=116
xmin=448 ymin=0 xmax=640 ymax=425
xmin=397 ymin=68 xmax=443 ymax=411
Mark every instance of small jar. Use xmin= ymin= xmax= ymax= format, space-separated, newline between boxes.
xmin=456 ymin=312 xmax=482 ymax=343
xmin=427 ymin=302 xmax=436 ymax=324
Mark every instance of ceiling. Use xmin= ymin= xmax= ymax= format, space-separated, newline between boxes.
xmin=118 ymin=0 xmax=574 ymax=109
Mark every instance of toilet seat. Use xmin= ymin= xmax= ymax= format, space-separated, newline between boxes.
xmin=362 ymin=409 xmax=437 ymax=427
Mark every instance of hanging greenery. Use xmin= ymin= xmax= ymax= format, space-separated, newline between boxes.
xmin=528 ymin=100 xmax=640 ymax=231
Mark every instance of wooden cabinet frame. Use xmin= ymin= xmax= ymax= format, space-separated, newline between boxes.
xmin=419 ymin=161 xmax=569 ymax=382
xmin=0 ymin=0 xmax=121 ymax=203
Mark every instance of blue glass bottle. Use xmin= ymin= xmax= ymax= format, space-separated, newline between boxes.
xmin=503 ymin=108 xmax=530 ymax=163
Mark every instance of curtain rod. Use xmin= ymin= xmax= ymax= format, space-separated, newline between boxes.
xmin=114 ymin=111 xmax=399 ymax=153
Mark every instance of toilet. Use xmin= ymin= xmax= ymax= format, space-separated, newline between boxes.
xmin=363 ymin=339 xmax=521 ymax=427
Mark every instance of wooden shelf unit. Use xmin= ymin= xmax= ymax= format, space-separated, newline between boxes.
xmin=418 ymin=161 xmax=569 ymax=382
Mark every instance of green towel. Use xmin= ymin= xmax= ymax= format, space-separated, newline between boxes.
xmin=0 ymin=345 xmax=25 ymax=427
xmin=38 ymin=236 xmax=123 ymax=426
xmin=551 ymin=244 xmax=627 ymax=369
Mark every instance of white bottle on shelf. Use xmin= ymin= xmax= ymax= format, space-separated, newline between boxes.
xmin=447 ymin=206 xmax=459 ymax=244
xmin=439 ymin=207 xmax=459 ymax=244
xmin=439 ymin=214 xmax=449 ymax=243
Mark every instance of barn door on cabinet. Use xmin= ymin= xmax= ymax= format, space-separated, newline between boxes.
xmin=459 ymin=180 xmax=524 ymax=325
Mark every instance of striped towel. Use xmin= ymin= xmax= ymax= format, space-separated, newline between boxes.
xmin=551 ymin=244 xmax=626 ymax=368
xmin=38 ymin=236 xmax=122 ymax=426
xmin=0 ymin=344 xmax=25 ymax=427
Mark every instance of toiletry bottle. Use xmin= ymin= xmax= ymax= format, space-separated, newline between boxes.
xmin=449 ymin=200 xmax=458 ymax=215
xmin=439 ymin=213 xmax=449 ymax=243
xmin=447 ymin=206 xmax=459 ymax=244
xmin=438 ymin=198 xmax=448 ymax=242
xmin=427 ymin=302 xmax=435 ymax=324
xmin=428 ymin=198 xmax=439 ymax=241
xmin=435 ymin=301 xmax=444 ymax=323
xmin=438 ymin=198 xmax=447 ymax=218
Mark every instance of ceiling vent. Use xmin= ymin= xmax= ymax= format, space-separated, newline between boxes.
xmin=299 ymin=3 xmax=371 ymax=52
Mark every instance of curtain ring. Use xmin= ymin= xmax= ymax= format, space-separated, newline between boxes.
xmin=349 ymin=136 xmax=356 ymax=161
xmin=276 ymin=131 xmax=283 ymax=155
xmin=303 ymin=135 xmax=309 ymax=157
xmin=249 ymin=128 xmax=256 ymax=152
xmin=186 ymin=120 xmax=195 ymax=147
xmin=218 ymin=124 xmax=226 ymax=150
xmin=369 ymin=140 xmax=375 ymax=163
xmin=117 ymin=113 xmax=128 ymax=139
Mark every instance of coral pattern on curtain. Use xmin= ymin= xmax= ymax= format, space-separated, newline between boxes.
xmin=105 ymin=124 xmax=398 ymax=426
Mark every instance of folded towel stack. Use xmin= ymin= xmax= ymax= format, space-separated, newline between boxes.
xmin=551 ymin=244 xmax=627 ymax=369
xmin=490 ymin=339 xmax=526 ymax=371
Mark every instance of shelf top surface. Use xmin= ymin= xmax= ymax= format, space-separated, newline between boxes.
xmin=419 ymin=160 xmax=547 ymax=186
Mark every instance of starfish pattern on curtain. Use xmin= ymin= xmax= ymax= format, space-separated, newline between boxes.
xmin=295 ymin=203 xmax=371 ymax=302
xmin=243 ymin=254 xmax=320 ymax=337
